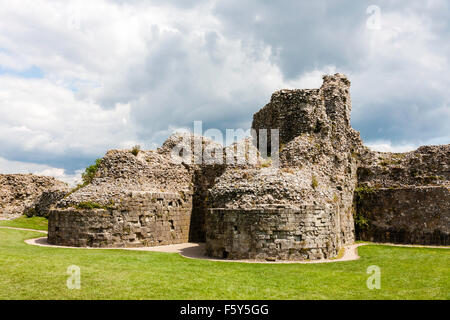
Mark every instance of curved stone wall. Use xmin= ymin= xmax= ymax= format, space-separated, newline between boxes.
xmin=205 ymin=205 xmax=340 ymax=261
xmin=48 ymin=191 xmax=192 ymax=248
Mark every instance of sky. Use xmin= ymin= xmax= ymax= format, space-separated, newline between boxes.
xmin=0 ymin=0 xmax=449 ymax=185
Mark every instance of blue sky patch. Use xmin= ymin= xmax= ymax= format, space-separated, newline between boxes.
xmin=0 ymin=65 xmax=44 ymax=79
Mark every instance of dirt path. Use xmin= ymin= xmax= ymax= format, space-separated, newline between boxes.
xmin=25 ymin=235 xmax=364 ymax=264
xmin=0 ymin=226 xmax=48 ymax=234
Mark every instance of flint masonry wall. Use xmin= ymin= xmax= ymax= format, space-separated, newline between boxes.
xmin=205 ymin=205 xmax=339 ymax=261
xmin=0 ymin=174 xmax=69 ymax=219
xmin=48 ymin=191 xmax=192 ymax=247
xmin=355 ymin=186 xmax=450 ymax=245
xmin=44 ymin=73 xmax=449 ymax=257
xmin=252 ymin=89 xmax=325 ymax=154
xmin=355 ymin=145 xmax=450 ymax=245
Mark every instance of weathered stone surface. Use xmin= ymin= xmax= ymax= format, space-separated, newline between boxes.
xmin=358 ymin=145 xmax=449 ymax=188
xmin=158 ymin=132 xmax=224 ymax=165
xmin=206 ymin=74 xmax=364 ymax=260
xmin=206 ymin=205 xmax=339 ymax=261
xmin=252 ymin=74 xmax=353 ymax=152
xmin=157 ymin=133 xmax=261 ymax=242
xmin=49 ymin=191 xmax=192 ymax=247
xmin=189 ymin=164 xmax=226 ymax=242
xmin=0 ymin=174 xmax=69 ymax=219
xmin=34 ymin=190 xmax=69 ymax=218
xmin=355 ymin=145 xmax=450 ymax=244
xmin=49 ymin=147 xmax=195 ymax=247
xmin=355 ymin=186 xmax=449 ymax=245
xmin=59 ymin=149 xmax=193 ymax=208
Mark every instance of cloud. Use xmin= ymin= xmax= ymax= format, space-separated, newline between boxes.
xmin=212 ymin=0 xmax=450 ymax=148
xmin=0 ymin=76 xmax=137 ymax=172
xmin=0 ymin=156 xmax=82 ymax=186
xmin=0 ymin=0 xmax=448 ymax=177
xmin=366 ymin=141 xmax=418 ymax=153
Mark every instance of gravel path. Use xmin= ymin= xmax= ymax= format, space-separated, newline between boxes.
xmin=24 ymin=235 xmax=363 ymax=264
xmin=0 ymin=226 xmax=48 ymax=234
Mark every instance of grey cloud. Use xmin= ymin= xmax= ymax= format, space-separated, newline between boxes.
xmin=94 ymin=26 xmax=271 ymax=146
xmin=212 ymin=0 xmax=450 ymax=146
xmin=213 ymin=0 xmax=371 ymax=78
xmin=108 ymin=0 xmax=208 ymax=9
xmin=100 ymin=0 xmax=450 ymax=148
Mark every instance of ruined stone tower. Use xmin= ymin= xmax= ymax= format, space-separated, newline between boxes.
xmin=205 ymin=74 xmax=364 ymax=260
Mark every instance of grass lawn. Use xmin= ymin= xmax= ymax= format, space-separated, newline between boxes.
xmin=0 ymin=227 xmax=448 ymax=300
xmin=0 ymin=216 xmax=48 ymax=231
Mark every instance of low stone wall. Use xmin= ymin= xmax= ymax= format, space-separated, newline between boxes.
xmin=205 ymin=205 xmax=340 ymax=261
xmin=355 ymin=186 xmax=450 ymax=245
xmin=48 ymin=191 xmax=192 ymax=247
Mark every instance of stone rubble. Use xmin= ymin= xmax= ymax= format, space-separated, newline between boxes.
xmin=0 ymin=174 xmax=70 ymax=219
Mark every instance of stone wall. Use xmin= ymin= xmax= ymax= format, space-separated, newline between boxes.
xmin=357 ymin=145 xmax=450 ymax=189
xmin=205 ymin=205 xmax=339 ymax=261
xmin=33 ymin=190 xmax=69 ymax=218
xmin=252 ymin=89 xmax=325 ymax=154
xmin=354 ymin=187 xmax=449 ymax=245
xmin=355 ymin=144 xmax=450 ymax=245
xmin=206 ymin=74 xmax=363 ymax=260
xmin=48 ymin=148 xmax=196 ymax=247
xmin=158 ymin=133 xmax=260 ymax=242
xmin=58 ymin=149 xmax=193 ymax=208
xmin=48 ymin=191 xmax=192 ymax=247
xmin=189 ymin=165 xmax=226 ymax=242
xmin=0 ymin=174 xmax=69 ymax=219
xmin=48 ymin=136 xmax=232 ymax=247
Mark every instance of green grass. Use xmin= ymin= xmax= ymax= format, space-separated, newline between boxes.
xmin=0 ymin=228 xmax=448 ymax=300
xmin=0 ymin=216 xmax=48 ymax=231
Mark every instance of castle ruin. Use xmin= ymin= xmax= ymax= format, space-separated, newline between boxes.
xmin=3 ymin=74 xmax=447 ymax=261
